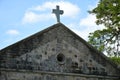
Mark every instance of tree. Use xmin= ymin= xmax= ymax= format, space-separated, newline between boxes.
xmin=88 ymin=0 xmax=120 ymax=57
xmin=110 ymin=57 xmax=120 ymax=65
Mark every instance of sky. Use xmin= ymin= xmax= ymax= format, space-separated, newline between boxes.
xmin=0 ymin=0 xmax=104 ymax=50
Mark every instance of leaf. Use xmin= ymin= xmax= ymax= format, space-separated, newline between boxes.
xmin=88 ymin=0 xmax=120 ymax=57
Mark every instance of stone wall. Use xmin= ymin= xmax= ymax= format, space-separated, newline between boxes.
xmin=0 ymin=23 xmax=119 ymax=80
xmin=0 ymin=70 xmax=118 ymax=80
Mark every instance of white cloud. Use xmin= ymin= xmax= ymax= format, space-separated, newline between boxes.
xmin=79 ymin=14 xmax=104 ymax=40
xmin=6 ymin=29 xmax=20 ymax=35
xmin=80 ymin=14 xmax=96 ymax=27
xmin=22 ymin=11 xmax=53 ymax=24
xmin=70 ymin=26 xmax=90 ymax=40
xmin=67 ymin=14 xmax=104 ymax=40
xmin=80 ymin=14 xmax=104 ymax=30
xmin=22 ymin=1 xmax=80 ymax=24
xmin=74 ymin=1 xmax=103 ymax=40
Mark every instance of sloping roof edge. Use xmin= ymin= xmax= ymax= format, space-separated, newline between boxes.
xmin=60 ymin=23 xmax=120 ymax=71
xmin=0 ymin=23 xmax=120 ymax=71
xmin=0 ymin=23 xmax=61 ymax=52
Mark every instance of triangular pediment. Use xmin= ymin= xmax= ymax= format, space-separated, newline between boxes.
xmin=0 ymin=23 xmax=120 ymax=77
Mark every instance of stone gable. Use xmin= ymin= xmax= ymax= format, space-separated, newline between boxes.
xmin=0 ymin=23 xmax=120 ymax=80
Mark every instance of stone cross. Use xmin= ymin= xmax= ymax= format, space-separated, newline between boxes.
xmin=52 ymin=5 xmax=64 ymax=23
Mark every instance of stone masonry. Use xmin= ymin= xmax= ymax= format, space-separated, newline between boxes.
xmin=0 ymin=23 xmax=120 ymax=80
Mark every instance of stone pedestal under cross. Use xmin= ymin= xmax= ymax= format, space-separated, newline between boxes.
xmin=52 ymin=5 xmax=64 ymax=23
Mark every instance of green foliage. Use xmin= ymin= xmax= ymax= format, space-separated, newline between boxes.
xmin=89 ymin=0 xmax=120 ymax=28
xmin=110 ymin=57 xmax=120 ymax=65
xmin=88 ymin=0 xmax=120 ymax=57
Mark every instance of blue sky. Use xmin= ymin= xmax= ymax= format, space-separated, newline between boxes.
xmin=0 ymin=0 xmax=104 ymax=50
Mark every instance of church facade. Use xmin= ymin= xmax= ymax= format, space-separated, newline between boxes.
xmin=0 ymin=23 xmax=120 ymax=80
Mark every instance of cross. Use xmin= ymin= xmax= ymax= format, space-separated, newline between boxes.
xmin=52 ymin=5 xmax=64 ymax=23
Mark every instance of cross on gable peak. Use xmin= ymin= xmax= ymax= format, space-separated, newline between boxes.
xmin=52 ymin=5 xmax=64 ymax=23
